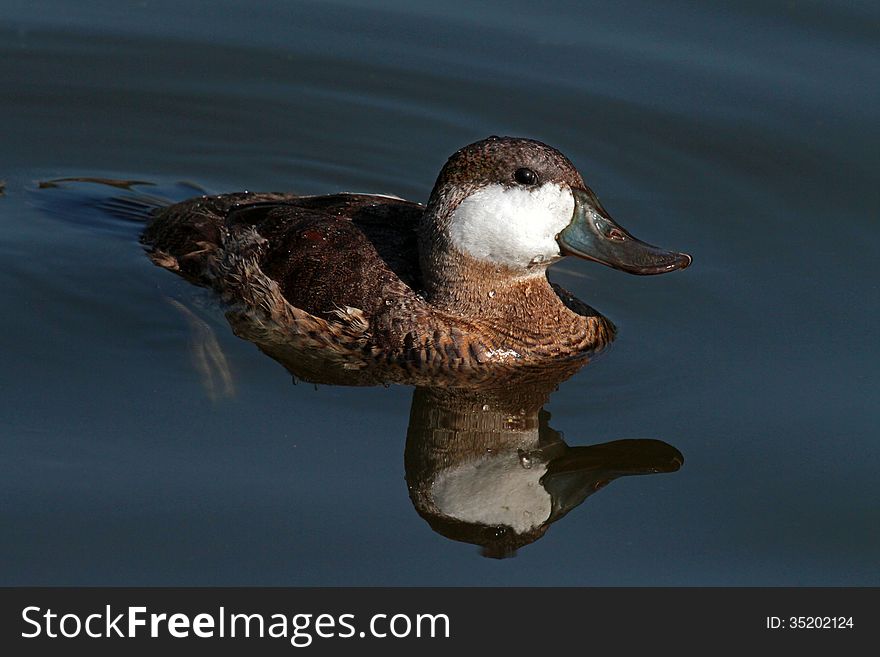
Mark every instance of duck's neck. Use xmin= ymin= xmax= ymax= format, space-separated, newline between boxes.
xmin=419 ymin=246 xmax=613 ymax=353
xmin=422 ymin=250 xmax=559 ymax=319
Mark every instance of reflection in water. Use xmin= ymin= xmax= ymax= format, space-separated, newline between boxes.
xmin=231 ymin=300 xmax=683 ymax=558
xmin=37 ymin=179 xmax=684 ymax=558
xmin=405 ymin=375 xmax=682 ymax=558
xmin=166 ymin=297 xmax=236 ymax=401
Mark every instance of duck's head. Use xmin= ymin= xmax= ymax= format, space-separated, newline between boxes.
xmin=419 ymin=136 xmax=691 ymax=289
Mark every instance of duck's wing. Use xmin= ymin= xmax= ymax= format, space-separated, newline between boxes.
xmin=143 ymin=192 xmax=425 ymax=318
xmin=224 ymin=193 xmax=425 ymax=317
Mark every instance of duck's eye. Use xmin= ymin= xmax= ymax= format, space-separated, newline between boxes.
xmin=514 ymin=167 xmax=538 ymax=185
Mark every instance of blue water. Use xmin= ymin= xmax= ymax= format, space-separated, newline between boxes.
xmin=1 ymin=0 xmax=877 ymax=585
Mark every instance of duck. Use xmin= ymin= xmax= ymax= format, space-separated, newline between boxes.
xmin=141 ymin=136 xmax=691 ymax=377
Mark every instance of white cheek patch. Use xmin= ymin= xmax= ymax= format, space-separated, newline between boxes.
xmin=431 ymin=451 xmax=551 ymax=534
xmin=448 ymin=182 xmax=575 ymax=269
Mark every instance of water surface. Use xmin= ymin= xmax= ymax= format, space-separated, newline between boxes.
xmin=1 ymin=0 xmax=878 ymax=585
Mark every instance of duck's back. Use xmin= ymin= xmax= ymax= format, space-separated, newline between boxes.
xmin=142 ymin=192 xmax=425 ymax=319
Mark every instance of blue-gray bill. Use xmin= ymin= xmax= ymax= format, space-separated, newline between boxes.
xmin=557 ymin=187 xmax=692 ymax=275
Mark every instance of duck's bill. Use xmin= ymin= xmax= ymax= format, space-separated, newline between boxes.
xmin=542 ymin=439 xmax=684 ymax=518
xmin=557 ymin=187 xmax=692 ymax=275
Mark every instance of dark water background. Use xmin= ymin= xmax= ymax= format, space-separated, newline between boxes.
xmin=1 ymin=0 xmax=877 ymax=584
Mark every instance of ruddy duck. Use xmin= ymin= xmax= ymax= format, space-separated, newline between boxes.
xmin=141 ymin=136 xmax=690 ymax=375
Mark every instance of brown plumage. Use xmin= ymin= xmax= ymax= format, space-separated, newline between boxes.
xmin=140 ymin=137 xmax=690 ymax=384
